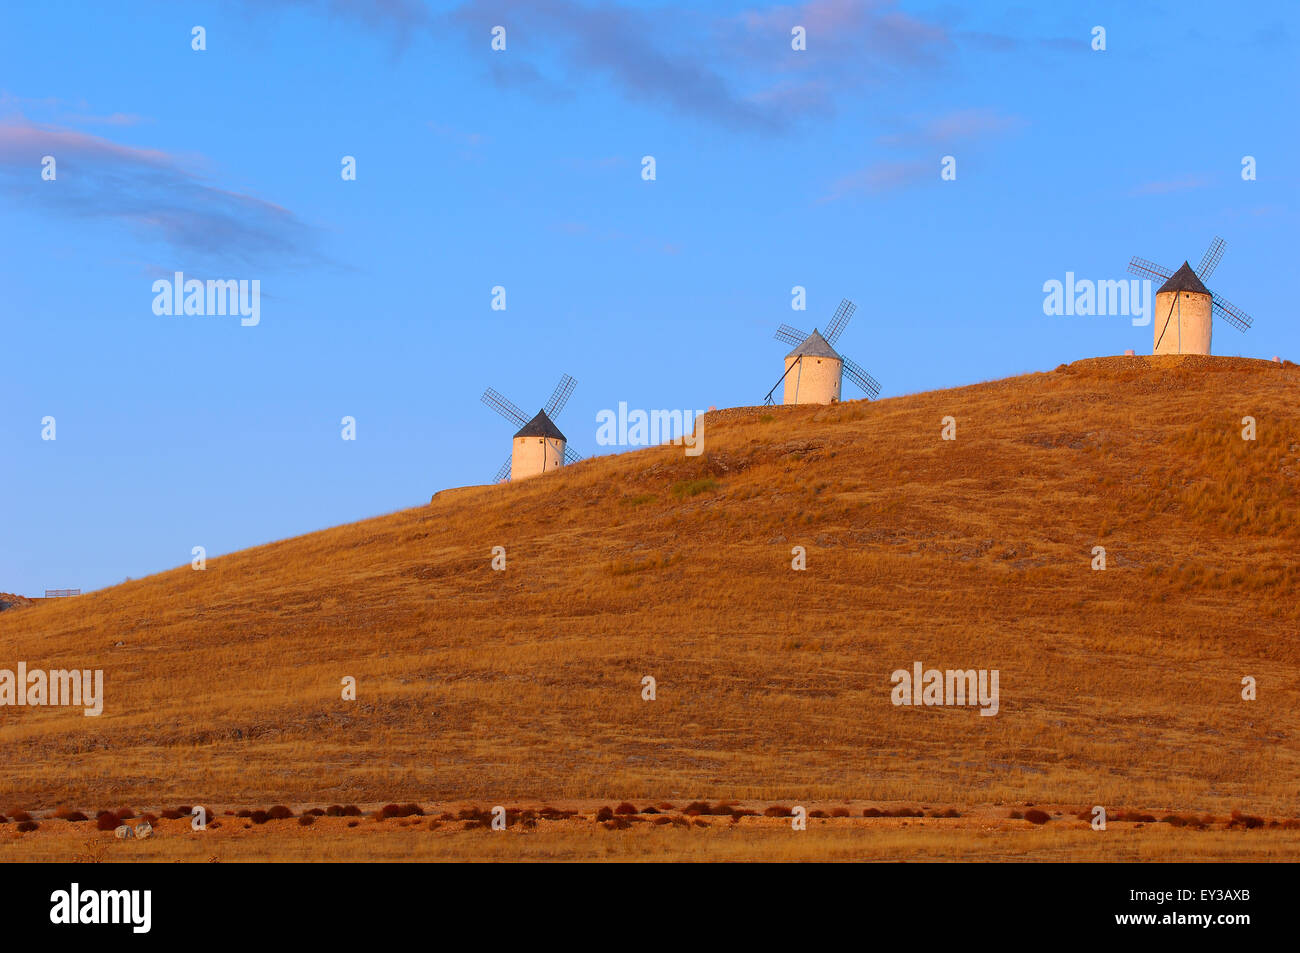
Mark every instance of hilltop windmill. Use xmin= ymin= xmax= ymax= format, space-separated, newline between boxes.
xmin=1128 ymin=237 xmax=1254 ymax=355
xmin=481 ymin=374 xmax=582 ymax=483
xmin=766 ymin=298 xmax=881 ymax=405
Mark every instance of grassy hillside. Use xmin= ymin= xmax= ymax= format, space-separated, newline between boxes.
xmin=2 ymin=355 xmax=1297 ymax=819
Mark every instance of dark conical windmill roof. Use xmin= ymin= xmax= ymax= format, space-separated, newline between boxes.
xmin=785 ymin=328 xmax=841 ymax=361
xmin=514 ymin=409 xmax=566 ymax=441
xmin=1157 ymin=261 xmax=1210 ymax=296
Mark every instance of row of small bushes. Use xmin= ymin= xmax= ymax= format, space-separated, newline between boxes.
xmin=3 ymin=801 xmax=948 ymax=826
xmin=10 ymin=804 xmax=1284 ymax=833
xmin=584 ymin=802 xmax=959 ymax=821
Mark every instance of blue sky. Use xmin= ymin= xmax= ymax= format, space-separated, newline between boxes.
xmin=1 ymin=0 xmax=1295 ymax=596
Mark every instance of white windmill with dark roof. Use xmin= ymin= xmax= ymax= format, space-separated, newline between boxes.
xmin=1128 ymin=236 xmax=1254 ymax=355
xmin=481 ymin=374 xmax=582 ymax=483
xmin=766 ymin=298 xmax=881 ymax=405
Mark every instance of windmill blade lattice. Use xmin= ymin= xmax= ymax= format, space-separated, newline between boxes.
xmin=1211 ymin=294 xmax=1253 ymax=332
xmin=841 ymin=355 xmax=881 ymax=399
xmin=774 ymin=324 xmax=809 ymax=348
xmin=493 ymin=457 xmax=512 ymax=483
xmin=1127 ymin=257 xmax=1173 ymax=283
xmin=1197 ymin=236 xmax=1225 ymax=281
xmin=544 ymin=374 xmax=577 ymax=419
xmin=823 ymin=299 xmax=856 ymax=346
xmin=564 ymin=446 xmax=582 ymax=464
xmin=481 ymin=387 xmax=529 ymax=428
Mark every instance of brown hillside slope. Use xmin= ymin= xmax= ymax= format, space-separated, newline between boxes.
xmin=1 ymin=355 xmax=1297 ymax=814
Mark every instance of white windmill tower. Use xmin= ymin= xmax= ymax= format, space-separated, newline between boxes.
xmin=1128 ymin=237 xmax=1254 ymax=354
xmin=766 ymin=298 xmax=881 ymax=405
xmin=481 ymin=374 xmax=582 ymax=482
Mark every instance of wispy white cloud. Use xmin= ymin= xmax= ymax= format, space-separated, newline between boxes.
xmin=823 ymin=107 xmax=1023 ymax=201
xmin=819 ymin=158 xmax=931 ymax=201
xmin=425 ymin=122 xmax=486 ymax=148
xmin=0 ymin=118 xmax=322 ymax=267
xmin=1 ymin=90 xmax=151 ymax=127
xmin=62 ymin=111 xmax=150 ymax=127
xmin=249 ymin=0 xmax=957 ymax=134
xmin=877 ymin=108 xmax=1025 ymax=147
xmin=1128 ymin=174 xmax=1211 ymax=197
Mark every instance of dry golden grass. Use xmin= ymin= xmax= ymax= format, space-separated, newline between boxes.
xmin=1 ymin=354 xmax=1297 ymax=860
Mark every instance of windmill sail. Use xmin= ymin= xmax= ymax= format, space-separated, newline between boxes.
xmin=544 ymin=374 xmax=577 ymax=419
xmin=481 ymin=388 xmax=529 ymax=427
xmin=1127 ymin=256 xmax=1173 ymax=283
xmin=823 ymin=299 xmax=856 ymax=346
xmin=774 ymin=324 xmax=809 ymax=348
xmin=1197 ymin=236 xmax=1225 ymax=281
xmin=841 ymin=355 xmax=881 ymax=399
xmin=1211 ymin=294 xmax=1252 ymax=332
